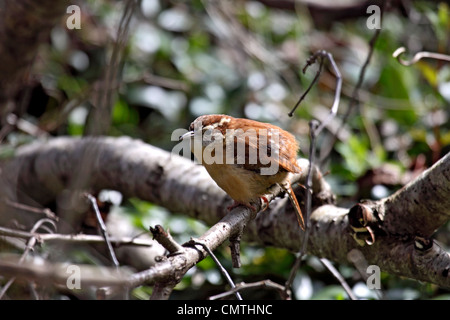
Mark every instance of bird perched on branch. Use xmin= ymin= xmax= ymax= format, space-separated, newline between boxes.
xmin=179 ymin=114 xmax=305 ymax=230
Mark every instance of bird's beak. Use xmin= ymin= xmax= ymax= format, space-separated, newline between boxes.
xmin=179 ymin=131 xmax=194 ymax=141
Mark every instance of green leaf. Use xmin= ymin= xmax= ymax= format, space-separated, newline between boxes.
xmin=132 ymin=286 xmax=153 ymax=300
xmin=416 ymin=62 xmax=438 ymax=87
xmin=57 ymin=75 xmax=87 ymax=98
xmin=336 ymin=136 xmax=369 ymax=177
xmin=432 ymin=294 xmax=450 ymax=300
xmin=112 ymin=99 xmax=139 ymax=125
xmin=67 ymin=122 xmax=84 ymax=136
xmin=196 ymin=257 xmax=216 ymax=271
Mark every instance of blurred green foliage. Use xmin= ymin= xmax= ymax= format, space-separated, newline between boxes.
xmin=5 ymin=0 xmax=450 ymax=299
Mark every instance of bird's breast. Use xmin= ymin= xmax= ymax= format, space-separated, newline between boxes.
xmin=203 ymin=163 xmax=289 ymax=204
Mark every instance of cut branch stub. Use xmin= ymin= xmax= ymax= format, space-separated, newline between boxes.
xmin=348 ymin=202 xmax=381 ymax=246
xmin=150 ymin=225 xmax=184 ymax=255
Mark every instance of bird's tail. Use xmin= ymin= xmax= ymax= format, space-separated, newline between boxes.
xmin=286 ymin=184 xmax=306 ymax=231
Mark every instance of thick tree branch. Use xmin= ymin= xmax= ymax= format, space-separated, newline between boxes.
xmin=0 ymin=137 xmax=448 ymax=289
xmin=379 ymin=152 xmax=450 ymax=237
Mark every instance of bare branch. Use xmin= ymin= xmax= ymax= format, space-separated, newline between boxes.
xmin=2 ymin=199 xmax=58 ymax=221
xmin=287 ymin=51 xmax=341 ymax=290
xmin=127 ymin=205 xmax=256 ymax=288
xmin=285 ymin=121 xmax=321 ymax=294
xmin=0 ymin=218 xmax=56 ymax=299
xmin=209 ymin=280 xmax=287 ymax=300
xmin=85 ymin=193 xmax=120 ymax=268
xmin=149 ymin=225 xmax=184 ymax=255
xmin=0 ymin=225 xmax=155 ymax=247
xmin=373 ymin=151 xmax=450 ymax=237
xmin=347 ymin=249 xmax=384 ymax=299
xmin=320 ymin=258 xmax=357 ymax=300
xmin=188 ymin=240 xmax=243 ymax=300
xmin=319 ymin=4 xmax=384 ymax=165
xmin=0 ymin=137 xmax=448 ymax=288
xmin=0 ymin=255 xmax=132 ymax=288
xmin=289 ymin=50 xmax=342 ymax=136
xmin=393 ymin=47 xmax=450 ymax=66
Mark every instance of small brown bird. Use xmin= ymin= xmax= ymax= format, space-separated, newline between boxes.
xmin=180 ymin=114 xmax=305 ymax=230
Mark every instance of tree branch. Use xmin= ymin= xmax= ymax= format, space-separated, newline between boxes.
xmin=379 ymin=152 xmax=450 ymax=237
xmin=0 ymin=225 xmax=156 ymax=248
xmin=0 ymin=137 xmax=448 ymax=289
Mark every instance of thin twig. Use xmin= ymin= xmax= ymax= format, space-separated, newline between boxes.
xmin=320 ymin=258 xmax=357 ymax=300
xmin=0 ymin=225 xmax=154 ymax=247
xmin=289 ymin=50 xmax=342 ymax=137
xmin=315 ymin=53 xmax=342 ymax=135
xmin=0 ymin=255 xmax=131 ymax=288
xmin=286 ymin=49 xmax=353 ymax=299
xmin=150 ymin=225 xmax=184 ymax=254
xmin=288 ymin=57 xmax=324 ymax=117
xmin=85 ymin=194 xmax=119 ymax=268
xmin=347 ymin=249 xmax=384 ymax=300
xmin=203 ymin=0 xmax=285 ymax=70
xmin=285 ymin=50 xmax=342 ymax=298
xmin=393 ymin=47 xmax=450 ymax=66
xmin=319 ymin=3 xmax=384 ymax=165
xmin=86 ymin=193 xmax=128 ymax=299
xmin=284 ymin=120 xmax=319 ymax=296
xmin=141 ymin=73 xmax=190 ymax=92
xmin=3 ymin=198 xmax=58 ymax=221
xmin=209 ymin=280 xmax=287 ymax=300
xmin=0 ymin=218 xmax=56 ymax=299
xmin=4 ymin=113 xmax=49 ymax=138
xmin=189 ymin=240 xmax=243 ymax=300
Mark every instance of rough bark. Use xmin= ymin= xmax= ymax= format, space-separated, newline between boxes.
xmin=0 ymin=136 xmax=448 ymax=289
xmin=378 ymin=154 xmax=450 ymax=237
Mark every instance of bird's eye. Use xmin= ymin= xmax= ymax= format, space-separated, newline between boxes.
xmin=204 ymin=128 xmax=213 ymax=136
